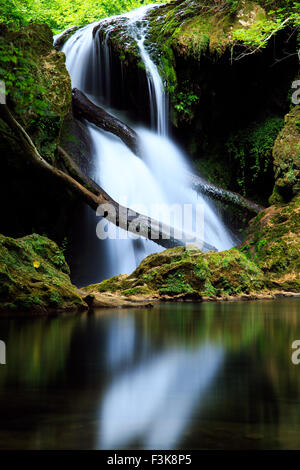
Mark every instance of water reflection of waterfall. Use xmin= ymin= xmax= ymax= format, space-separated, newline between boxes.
xmin=99 ymin=335 xmax=223 ymax=449
xmin=58 ymin=5 xmax=235 ymax=284
xmin=1 ymin=301 xmax=300 ymax=449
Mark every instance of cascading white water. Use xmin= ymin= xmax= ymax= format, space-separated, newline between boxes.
xmin=126 ymin=7 xmax=168 ymax=136
xmin=58 ymin=5 xmax=235 ymax=283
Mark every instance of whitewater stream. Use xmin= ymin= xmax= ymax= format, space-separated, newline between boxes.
xmin=57 ymin=4 xmax=235 ymax=284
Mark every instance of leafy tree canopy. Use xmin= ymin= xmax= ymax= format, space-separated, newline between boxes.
xmin=0 ymin=0 xmax=163 ymax=33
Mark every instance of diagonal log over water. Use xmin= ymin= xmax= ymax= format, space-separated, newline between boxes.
xmin=72 ymin=89 xmax=264 ymax=215
xmin=72 ymin=88 xmax=139 ymax=155
xmin=0 ymin=104 xmax=216 ymax=252
xmin=188 ymin=173 xmax=265 ymax=215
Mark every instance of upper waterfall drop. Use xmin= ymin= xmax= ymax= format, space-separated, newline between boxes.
xmin=125 ymin=5 xmax=168 ymax=136
xmin=58 ymin=5 xmax=236 ymax=283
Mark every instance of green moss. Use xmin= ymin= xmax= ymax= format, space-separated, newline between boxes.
xmin=225 ymin=116 xmax=284 ymax=197
xmin=159 ymin=272 xmax=195 ymax=295
xmin=0 ymin=23 xmax=71 ymax=164
xmin=147 ymin=0 xmax=273 ymax=62
xmin=243 ymin=196 xmax=300 ymax=290
xmin=0 ymin=233 xmax=87 ymax=313
xmin=272 ymin=105 xmax=300 ymax=200
xmin=82 ymin=275 xmax=127 ymax=293
xmin=84 ymin=194 xmax=299 ymax=300
xmin=87 ymin=245 xmax=267 ymax=299
xmin=122 ymin=286 xmax=152 ymax=297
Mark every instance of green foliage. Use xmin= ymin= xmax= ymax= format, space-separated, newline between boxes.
xmin=0 ymin=0 xmax=163 ymax=33
xmin=226 ymin=116 xmax=284 ymax=195
xmin=174 ymin=83 xmax=199 ymax=118
xmin=233 ymin=1 xmax=300 ymax=48
xmin=60 ymin=237 xmax=68 ymax=254
xmin=0 ymin=22 xmax=72 ymax=163
xmin=159 ymin=45 xmax=177 ymax=94
xmin=226 ymin=0 xmax=239 ymax=15
xmin=0 ymin=35 xmax=48 ymax=116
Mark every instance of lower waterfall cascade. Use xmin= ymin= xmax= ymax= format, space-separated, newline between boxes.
xmin=57 ymin=4 xmax=236 ymax=285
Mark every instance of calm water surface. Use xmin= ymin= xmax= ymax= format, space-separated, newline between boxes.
xmin=0 ymin=299 xmax=300 ymax=449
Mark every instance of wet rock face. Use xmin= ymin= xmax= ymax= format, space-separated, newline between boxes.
xmin=0 ymin=234 xmax=87 ymax=314
xmin=90 ymin=18 xmax=153 ymax=125
xmin=242 ymin=195 xmax=300 ymax=292
xmin=272 ymin=105 xmax=300 ymax=201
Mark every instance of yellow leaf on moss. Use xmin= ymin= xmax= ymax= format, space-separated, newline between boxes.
xmin=33 ymin=261 xmax=40 ymax=269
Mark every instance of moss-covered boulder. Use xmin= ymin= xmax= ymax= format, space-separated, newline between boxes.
xmin=271 ymin=105 xmax=300 ymax=201
xmin=242 ymin=196 xmax=300 ymax=291
xmin=81 ymin=246 xmax=269 ymax=305
xmin=82 ymin=195 xmax=300 ymax=306
xmin=0 ymin=234 xmax=87 ymax=314
xmin=147 ymin=0 xmax=266 ymax=62
xmin=0 ymin=22 xmax=71 ymax=162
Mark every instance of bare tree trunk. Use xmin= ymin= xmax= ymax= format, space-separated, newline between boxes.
xmin=188 ymin=172 xmax=264 ymax=214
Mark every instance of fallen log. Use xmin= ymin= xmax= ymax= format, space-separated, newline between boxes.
xmin=0 ymin=105 xmax=216 ymax=252
xmin=188 ymin=172 xmax=265 ymax=215
xmin=72 ymin=88 xmax=265 ymax=215
xmin=72 ymin=89 xmax=264 ymax=214
xmin=72 ymin=88 xmax=139 ymax=155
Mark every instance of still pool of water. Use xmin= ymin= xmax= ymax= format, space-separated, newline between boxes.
xmin=0 ymin=299 xmax=300 ymax=450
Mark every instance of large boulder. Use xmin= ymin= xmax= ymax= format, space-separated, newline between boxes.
xmin=0 ymin=234 xmax=87 ymax=314
xmin=81 ymin=246 xmax=268 ymax=305
xmin=242 ymin=195 xmax=300 ymax=291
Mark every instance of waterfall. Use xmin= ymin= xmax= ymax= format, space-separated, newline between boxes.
xmin=125 ymin=7 xmax=168 ymax=135
xmin=58 ymin=5 xmax=235 ymax=285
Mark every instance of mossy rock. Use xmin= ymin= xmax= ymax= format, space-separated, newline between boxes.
xmin=242 ymin=196 xmax=300 ymax=291
xmin=147 ymin=0 xmax=266 ymax=82
xmin=83 ymin=195 xmax=300 ymax=302
xmin=0 ymin=23 xmax=71 ymax=163
xmin=54 ymin=25 xmax=81 ymax=50
xmin=0 ymin=233 xmax=87 ymax=314
xmin=83 ymin=246 xmax=266 ymax=301
xmin=272 ymin=104 xmax=300 ymax=201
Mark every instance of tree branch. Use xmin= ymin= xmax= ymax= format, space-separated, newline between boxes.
xmin=72 ymin=88 xmax=139 ymax=155
xmin=234 ymin=17 xmax=292 ymax=61
xmin=0 ymin=105 xmax=216 ymax=251
xmin=188 ymin=172 xmax=264 ymax=214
